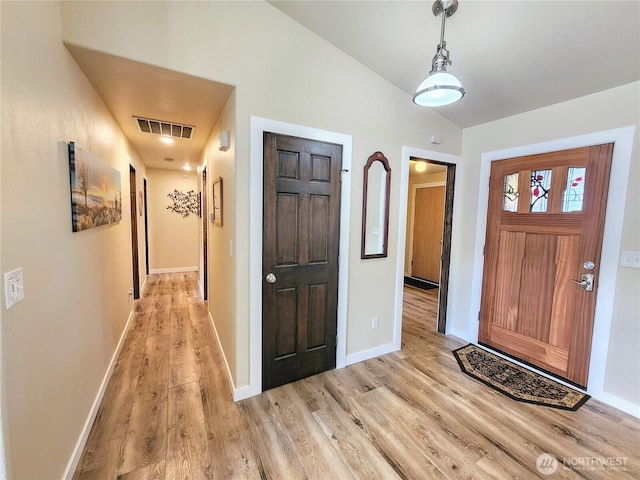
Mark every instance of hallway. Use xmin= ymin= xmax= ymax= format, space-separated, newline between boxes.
xmin=73 ymin=273 xmax=639 ymax=479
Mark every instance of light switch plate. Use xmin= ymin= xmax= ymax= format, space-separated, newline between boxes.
xmin=4 ymin=268 xmax=24 ymax=309
xmin=620 ymin=250 xmax=640 ymax=269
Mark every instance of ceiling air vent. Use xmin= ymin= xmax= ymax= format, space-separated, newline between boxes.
xmin=134 ymin=116 xmax=195 ymax=139
xmin=164 ymin=157 xmax=174 ymax=162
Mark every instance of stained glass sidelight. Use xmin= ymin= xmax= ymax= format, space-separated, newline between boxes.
xmin=562 ymin=167 xmax=586 ymax=212
xmin=530 ymin=170 xmax=552 ymax=212
xmin=503 ymin=173 xmax=519 ymax=212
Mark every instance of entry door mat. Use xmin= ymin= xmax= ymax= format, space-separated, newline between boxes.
xmin=452 ymin=344 xmax=590 ymax=411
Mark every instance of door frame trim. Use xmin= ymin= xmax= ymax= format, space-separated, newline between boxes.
xmin=248 ymin=116 xmax=352 ymax=398
xmin=468 ymin=126 xmax=635 ymax=404
xmin=395 ymin=147 xmax=462 ymax=347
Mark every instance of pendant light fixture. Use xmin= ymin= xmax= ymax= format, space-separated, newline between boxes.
xmin=413 ymin=0 xmax=465 ymax=107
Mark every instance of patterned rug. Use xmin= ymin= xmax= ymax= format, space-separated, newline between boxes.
xmin=452 ymin=344 xmax=590 ymax=411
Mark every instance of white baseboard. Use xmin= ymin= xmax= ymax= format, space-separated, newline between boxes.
xmin=207 ymin=312 xmax=261 ymax=402
xmin=207 ymin=311 xmax=237 ymax=398
xmin=592 ymin=391 xmax=640 ymax=418
xmin=448 ymin=327 xmax=471 ymax=343
xmin=234 ymin=384 xmax=261 ymax=402
xmin=149 ymin=266 xmax=198 ymax=274
xmin=63 ymin=308 xmax=136 ymax=479
xmin=345 ymin=341 xmax=398 ymax=366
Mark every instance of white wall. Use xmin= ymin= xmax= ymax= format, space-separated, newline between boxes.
xmin=59 ymin=0 xmax=462 ymax=388
xmin=1 ymin=2 xmax=147 ymax=477
xmin=146 ymin=168 xmax=199 ymax=273
xmin=451 ymin=82 xmax=640 ymax=411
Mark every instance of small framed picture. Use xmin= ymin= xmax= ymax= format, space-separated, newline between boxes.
xmin=212 ymin=176 xmax=223 ymax=227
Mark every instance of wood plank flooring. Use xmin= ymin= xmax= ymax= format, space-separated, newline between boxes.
xmin=73 ymin=275 xmax=640 ymax=479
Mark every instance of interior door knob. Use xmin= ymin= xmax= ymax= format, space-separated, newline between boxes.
xmin=265 ymin=273 xmax=277 ymax=284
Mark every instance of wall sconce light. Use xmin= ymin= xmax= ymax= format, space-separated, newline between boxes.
xmin=220 ymin=130 xmax=231 ymax=151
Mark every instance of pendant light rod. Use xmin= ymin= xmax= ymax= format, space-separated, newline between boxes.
xmin=438 ymin=5 xmax=447 ymax=46
xmin=432 ymin=0 xmax=456 ymax=73
xmin=431 ymin=12 xmax=450 ymax=74
xmin=412 ymin=0 xmax=465 ymax=107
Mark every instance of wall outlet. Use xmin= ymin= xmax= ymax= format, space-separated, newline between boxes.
xmin=4 ymin=268 xmax=24 ymax=310
xmin=620 ymin=250 xmax=640 ymax=269
xmin=371 ymin=317 xmax=379 ymax=330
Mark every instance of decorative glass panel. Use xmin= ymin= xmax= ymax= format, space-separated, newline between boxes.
xmin=530 ymin=170 xmax=552 ymax=212
xmin=562 ymin=167 xmax=586 ymax=212
xmin=503 ymin=173 xmax=519 ymax=212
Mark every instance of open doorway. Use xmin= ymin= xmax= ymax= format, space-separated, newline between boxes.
xmin=403 ymin=158 xmax=455 ymax=333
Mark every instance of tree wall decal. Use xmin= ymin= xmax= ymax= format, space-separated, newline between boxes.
xmin=167 ymin=189 xmax=200 ymax=218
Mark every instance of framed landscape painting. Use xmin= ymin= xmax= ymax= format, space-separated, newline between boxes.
xmin=68 ymin=142 xmax=122 ymax=232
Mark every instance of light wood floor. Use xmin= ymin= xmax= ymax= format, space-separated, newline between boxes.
xmin=73 ymin=274 xmax=639 ymax=479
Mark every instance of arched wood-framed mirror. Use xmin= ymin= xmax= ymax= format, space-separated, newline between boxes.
xmin=361 ymin=151 xmax=391 ymax=259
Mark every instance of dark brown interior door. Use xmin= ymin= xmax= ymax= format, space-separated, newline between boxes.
xmin=411 ymin=186 xmax=445 ymax=283
xmin=262 ymin=132 xmax=342 ymax=391
xmin=129 ymin=165 xmax=139 ymax=299
xmin=201 ymin=168 xmax=208 ymax=300
xmin=479 ymin=144 xmax=613 ymax=387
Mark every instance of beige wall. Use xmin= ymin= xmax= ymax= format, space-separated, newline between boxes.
xmin=453 ymin=82 xmax=640 ymax=407
xmin=0 ymin=2 xmax=147 ymax=478
xmin=60 ymin=0 xmax=462 ymax=387
xmin=404 ymin=171 xmax=448 ymax=274
xmin=146 ymin=168 xmax=199 ymax=272
xmin=199 ymin=92 xmax=238 ymax=383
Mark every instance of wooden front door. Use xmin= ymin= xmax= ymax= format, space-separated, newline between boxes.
xmin=479 ymin=144 xmax=613 ymax=387
xmin=262 ymin=132 xmax=342 ymax=391
xmin=411 ymin=186 xmax=445 ymax=283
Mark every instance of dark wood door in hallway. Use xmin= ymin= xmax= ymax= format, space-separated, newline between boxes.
xmin=73 ymin=274 xmax=639 ymax=479
xmin=262 ymin=132 xmax=342 ymax=391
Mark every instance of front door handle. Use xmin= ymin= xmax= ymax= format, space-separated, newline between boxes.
xmin=571 ymin=273 xmax=594 ymax=291
xmin=265 ymin=273 xmax=277 ymax=284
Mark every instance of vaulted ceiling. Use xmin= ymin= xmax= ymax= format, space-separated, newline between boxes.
xmin=67 ymin=1 xmax=639 ymax=170
xmin=270 ymin=0 xmax=640 ymax=128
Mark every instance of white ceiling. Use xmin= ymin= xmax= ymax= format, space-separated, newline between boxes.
xmin=270 ymin=0 xmax=640 ymax=128
xmin=66 ymin=1 xmax=639 ymax=170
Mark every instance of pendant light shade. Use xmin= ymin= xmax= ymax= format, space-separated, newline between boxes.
xmin=413 ymin=0 xmax=465 ymax=107
xmin=414 ymin=71 xmax=464 ymax=107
